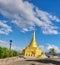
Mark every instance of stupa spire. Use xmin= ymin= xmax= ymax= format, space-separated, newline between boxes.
xmin=29 ymin=31 xmax=37 ymax=47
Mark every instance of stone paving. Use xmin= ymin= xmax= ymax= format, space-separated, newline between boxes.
xmin=6 ymin=58 xmax=60 ymax=65
xmin=0 ymin=57 xmax=60 ymax=65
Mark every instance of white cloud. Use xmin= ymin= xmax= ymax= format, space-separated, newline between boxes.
xmin=48 ymin=15 xmax=60 ymax=22
xmin=0 ymin=21 xmax=12 ymax=35
xmin=46 ymin=44 xmax=60 ymax=53
xmin=0 ymin=40 xmax=8 ymax=47
xmin=42 ymin=26 xmax=59 ymax=34
xmin=39 ymin=44 xmax=60 ymax=53
xmin=0 ymin=0 xmax=60 ymax=34
xmin=11 ymin=46 xmax=20 ymax=51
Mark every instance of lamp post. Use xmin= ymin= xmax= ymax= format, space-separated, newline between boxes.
xmin=10 ymin=40 xmax=12 ymax=50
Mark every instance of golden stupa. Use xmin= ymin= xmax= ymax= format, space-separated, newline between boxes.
xmin=21 ymin=32 xmax=47 ymax=58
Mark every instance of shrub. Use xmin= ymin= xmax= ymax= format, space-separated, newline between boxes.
xmin=0 ymin=47 xmax=18 ymax=58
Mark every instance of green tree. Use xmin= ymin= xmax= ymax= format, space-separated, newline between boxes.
xmin=49 ymin=48 xmax=57 ymax=56
xmin=2 ymin=47 xmax=8 ymax=58
xmin=0 ymin=47 xmax=18 ymax=58
xmin=0 ymin=47 xmax=9 ymax=58
xmin=13 ymin=50 xmax=18 ymax=56
xmin=0 ymin=47 xmax=4 ymax=58
xmin=8 ymin=50 xmax=13 ymax=57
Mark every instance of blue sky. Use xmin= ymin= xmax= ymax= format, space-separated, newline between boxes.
xmin=0 ymin=0 xmax=60 ymax=52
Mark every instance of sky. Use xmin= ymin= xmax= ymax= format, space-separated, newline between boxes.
xmin=0 ymin=0 xmax=60 ymax=53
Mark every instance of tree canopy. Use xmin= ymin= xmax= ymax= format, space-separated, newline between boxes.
xmin=49 ymin=48 xmax=57 ymax=56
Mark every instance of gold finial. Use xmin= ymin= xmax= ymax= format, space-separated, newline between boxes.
xmin=33 ymin=31 xmax=35 ymax=41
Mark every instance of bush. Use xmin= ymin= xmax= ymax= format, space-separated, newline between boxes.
xmin=13 ymin=50 xmax=18 ymax=56
xmin=0 ymin=47 xmax=18 ymax=58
